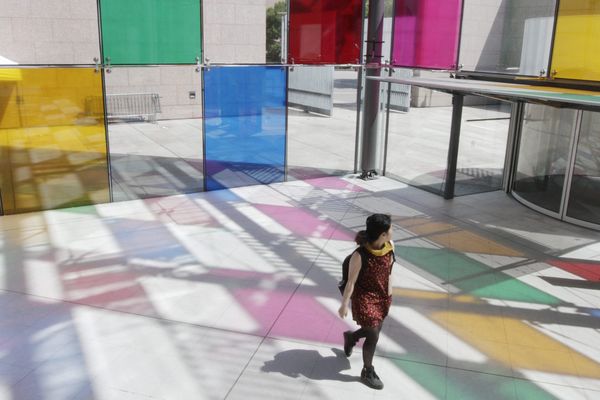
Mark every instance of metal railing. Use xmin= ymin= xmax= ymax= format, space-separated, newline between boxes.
xmin=85 ymin=93 xmax=162 ymax=123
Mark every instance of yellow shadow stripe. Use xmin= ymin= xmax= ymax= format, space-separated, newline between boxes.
xmin=431 ymin=311 xmax=600 ymax=379
xmin=395 ymin=218 xmax=523 ymax=257
xmin=392 ymin=288 xmax=480 ymax=304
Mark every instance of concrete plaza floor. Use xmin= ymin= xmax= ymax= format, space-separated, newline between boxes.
xmin=1 ymin=175 xmax=599 ymax=399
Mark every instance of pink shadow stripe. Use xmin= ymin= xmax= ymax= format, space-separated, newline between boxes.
xmin=255 ymin=204 xmax=354 ymax=241
xmin=270 ymin=293 xmax=345 ymax=344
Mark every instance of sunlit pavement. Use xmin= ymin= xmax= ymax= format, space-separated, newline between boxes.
xmin=1 ymin=176 xmax=599 ymax=399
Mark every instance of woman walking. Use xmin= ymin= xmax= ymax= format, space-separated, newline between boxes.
xmin=338 ymin=213 xmax=394 ymax=390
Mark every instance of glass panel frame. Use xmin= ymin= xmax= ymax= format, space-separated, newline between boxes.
xmin=455 ymin=96 xmax=511 ymax=196
xmin=458 ymin=0 xmax=556 ymax=76
xmin=0 ymin=67 xmax=109 ymax=214
xmin=286 ymin=66 xmax=358 ymax=180
xmin=550 ymin=0 xmax=600 ymax=82
xmin=104 ymin=65 xmax=204 ymax=201
xmin=392 ymin=0 xmax=463 ymax=70
xmin=288 ymin=0 xmax=363 ymax=65
xmin=384 ymin=83 xmax=454 ymax=196
xmin=202 ymin=66 xmax=287 ymax=191
xmin=99 ymin=0 xmax=202 ymax=65
xmin=512 ymin=104 xmax=576 ymax=214
xmin=565 ymin=111 xmax=600 ymax=226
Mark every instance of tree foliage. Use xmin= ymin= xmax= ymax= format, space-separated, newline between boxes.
xmin=266 ymin=1 xmax=287 ymax=63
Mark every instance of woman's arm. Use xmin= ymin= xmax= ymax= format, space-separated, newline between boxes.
xmin=338 ymin=251 xmax=362 ymax=318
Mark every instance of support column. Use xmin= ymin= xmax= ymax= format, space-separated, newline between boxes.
xmin=444 ymin=93 xmax=464 ymax=199
xmin=359 ymin=0 xmax=385 ymax=179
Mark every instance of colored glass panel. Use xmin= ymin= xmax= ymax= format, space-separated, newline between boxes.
xmin=99 ymin=0 xmax=201 ymax=65
xmin=392 ymin=0 xmax=462 ymax=69
xmin=551 ymin=0 xmax=600 ymax=81
xmin=0 ymin=68 xmax=109 ymax=214
xmin=203 ymin=66 xmax=286 ymax=191
xmin=288 ymin=0 xmax=363 ymax=64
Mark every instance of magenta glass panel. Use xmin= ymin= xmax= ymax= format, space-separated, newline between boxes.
xmin=288 ymin=0 xmax=363 ymax=64
xmin=392 ymin=0 xmax=462 ymax=69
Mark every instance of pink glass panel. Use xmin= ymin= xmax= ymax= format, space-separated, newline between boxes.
xmin=392 ymin=0 xmax=462 ymax=69
xmin=289 ymin=0 xmax=363 ymax=64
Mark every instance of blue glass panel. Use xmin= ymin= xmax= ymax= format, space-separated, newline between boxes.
xmin=203 ymin=66 xmax=287 ymax=191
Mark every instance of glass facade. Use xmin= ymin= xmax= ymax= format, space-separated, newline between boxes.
xmin=104 ymin=66 xmax=204 ymax=201
xmin=392 ymin=0 xmax=462 ymax=69
xmin=287 ymin=66 xmax=357 ymax=180
xmin=566 ymin=111 xmax=600 ymax=225
xmin=288 ymin=0 xmax=363 ymax=64
xmin=203 ymin=66 xmax=286 ymax=191
xmin=99 ymin=0 xmax=202 ymax=65
xmin=551 ymin=0 xmax=600 ymax=82
xmin=459 ymin=0 xmax=556 ymax=76
xmin=0 ymin=68 xmax=109 ymax=214
xmin=455 ymin=97 xmax=511 ymax=196
xmin=513 ymin=104 xmax=576 ymax=213
xmin=385 ymin=88 xmax=453 ymax=195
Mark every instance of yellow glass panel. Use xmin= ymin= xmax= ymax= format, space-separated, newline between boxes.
xmin=0 ymin=68 xmax=109 ymax=214
xmin=551 ymin=0 xmax=600 ymax=81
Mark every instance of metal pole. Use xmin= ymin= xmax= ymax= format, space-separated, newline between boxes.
xmin=359 ymin=0 xmax=385 ymax=179
xmin=443 ymin=93 xmax=464 ymax=199
xmin=279 ymin=12 xmax=288 ymax=63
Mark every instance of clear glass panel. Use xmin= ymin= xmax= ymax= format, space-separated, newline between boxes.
xmin=0 ymin=0 xmax=100 ymax=65
xmin=203 ymin=66 xmax=286 ymax=191
xmin=392 ymin=0 xmax=462 ymax=69
xmin=385 ymin=78 xmax=453 ymax=195
xmin=287 ymin=66 xmax=358 ymax=180
xmin=99 ymin=0 xmax=201 ymax=65
xmin=288 ymin=0 xmax=363 ymax=64
xmin=455 ymin=96 xmax=511 ymax=196
xmin=104 ymin=66 xmax=203 ymax=201
xmin=513 ymin=104 xmax=576 ymax=213
xmin=0 ymin=68 xmax=109 ymax=214
xmin=566 ymin=111 xmax=600 ymax=225
xmin=551 ymin=0 xmax=600 ymax=82
xmin=203 ymin=0 xmax=268 ymax=64
xmin=459 ymin=0 xmax=556 ymax=76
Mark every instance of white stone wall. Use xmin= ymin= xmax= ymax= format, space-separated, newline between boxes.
xmin=105 ymin=66 xmax=202 ymax=120
xmin=0 ymin=0 xmax=100 ymax=65
xmin=203 ymin=0 xmax=267 ymax=64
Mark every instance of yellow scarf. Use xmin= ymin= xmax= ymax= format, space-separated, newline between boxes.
xmin=365 ymin=241 xmax=393 ymax=256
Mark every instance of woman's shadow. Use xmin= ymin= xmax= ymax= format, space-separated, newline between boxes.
xmin=261 ymin=348 xmax=357 ymax=382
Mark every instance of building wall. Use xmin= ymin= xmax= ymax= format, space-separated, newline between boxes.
xmin=203 ymin=0 xmax=267 ymax=64
xmin=0 ymin=0 xmax=100 ymax=65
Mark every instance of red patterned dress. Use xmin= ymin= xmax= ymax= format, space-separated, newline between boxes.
xmin=351 ymin=244 xmax=394 ymax=328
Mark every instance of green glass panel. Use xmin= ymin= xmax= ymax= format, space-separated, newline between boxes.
xmin=395 ymin=246 xmax=561 ymax=305
xmin=100 ymin=0 xmax=202 ymax=65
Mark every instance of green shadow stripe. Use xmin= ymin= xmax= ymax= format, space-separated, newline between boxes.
xmin=396 ymin=246 xmax=561 ymax=305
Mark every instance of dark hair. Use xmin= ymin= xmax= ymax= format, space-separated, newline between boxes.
xmin=355 ymin=214 xmax=391 ymax=245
